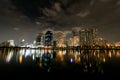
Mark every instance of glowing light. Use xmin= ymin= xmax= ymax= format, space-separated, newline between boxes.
xmin=44 ymin=46 xmax=48 ymax=53
xmin=74 ymin=54 xmax=80 ymax=63
xmin=48 ymin=49 xmax=52 ymax=53
xmin=31 ymin=49 xmax=35 ymax=54
xmin=90 ymin=63 xmax=92 ymax=67
xmin=19 ymin=49 xmax=25 ymax=55
xmin=63 ymin=50 xmax=66 ymax=55
xmin=39 ymin=62 xmax=42 ymax=67
xmin=116 ymin=51 xmax=120 ymax=57
xmin=107 ymin=43 xmax=110 ymax=47
xmin=19 ymin=54 xmax=23 ymax=64
xmin=5 ymin=51 xmax=13 ymax=63
xmin=103 ymin=57 xmax=106 ymax=62
xmin=108 ymin=51 xmax=112 ymax=58
xmin=78 ymin=57 xmax=81 ymax=62
xmin=97 ymin=54 xmax=100 ymax=58
xmin=115 ymin=42 xmax=120 ymax=46
xmin=32 ymin=54 xmax=35 ymax=60
xmin=58 ymin=50 xmax=63 ymax=56
xmin=50 ymin=54 xmax=53 ymax=59
xmin=99 ymin=38 xmax=103 ymax=41
xmin=21 ymin=39 xmax=25 ymax=42
xmin=57 ymin=50 xmax=63 ymax=61
xmin=24 ymin=49 xmax=31 ymax=58
xmin=70 ymin=58 xmax=74 ymax=63
xmin=94 ymin=52 xmax=96 ymax=56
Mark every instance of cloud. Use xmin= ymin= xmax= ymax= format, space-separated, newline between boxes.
xmin=13 ymin=27 xmax=19 ymax=31
xmin=42 ymin=8 xmax=58 ymax=17
xmin=0 ymin=0 xmax=119 ymax=43
xmin=76 ymin=10 xmax=90 ymax=17
xmin=116 ymin=0 xmax=120 ymax=6
xmin=54 ymin=2 xmax=62 ymax=12
xmin=99 ymin=0 xmax=113 ymax=2
xmin=90 ymin=0 xmax=95 ymax=6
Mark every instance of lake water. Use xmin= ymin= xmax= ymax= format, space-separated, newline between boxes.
xmin=0 ymin=47 xmax=120 ymax=79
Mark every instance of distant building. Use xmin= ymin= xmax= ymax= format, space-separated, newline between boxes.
xmin=35 ymin=27 xmax=100 ymax=47
xmin=36 ymin=32 xmax=44 ymax=45
xmin=96 ymin=38 xmax=107 ymax=46
xmin=44 ymin=31 xmax=53 ymax=46
xmin=0 ymin=40 xmax=15 ymax=47
xmin=55 ymin=32 xmax=65 ymax=47
xmin=8 ymin=40 xmax=15 ymax=46
xmin=115 ymin=42 xmax=120 ymax=46
xmin=79 ymin=28 xmax=98 ymax=46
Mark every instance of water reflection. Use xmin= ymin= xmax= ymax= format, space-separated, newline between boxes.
xmin=0 ymin=47 xmax=120 ymax=73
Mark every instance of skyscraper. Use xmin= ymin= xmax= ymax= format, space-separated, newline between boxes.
xmin=55 ymin=31 xmax=65 ymax=47
xmin=36 ymin=32 xmax=44 ymax=45
xmin=44 ymin=31 xmax=53 ymax=46
xmin=79 ymin=28 xmax=98 ymax=46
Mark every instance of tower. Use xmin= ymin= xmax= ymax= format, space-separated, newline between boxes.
xmin=44 ymin=31 xmax=53 ymax=46
xmin=36 ymin=32 xmax=44 ymax=45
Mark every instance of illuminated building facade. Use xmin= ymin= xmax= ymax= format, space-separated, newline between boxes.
xmin=0 ymin=40 xmax=15 ymax=47
xmin=79 ymin=28 xmax=98 ymax=46
xmin=44 ymin=31 xmax=53 ymax=46
xmin=55 ymin=32 xmax=65 ymax=47
xmin=72 ymin=28 xmax=80 ymax=46
xmin=34 ymin=27 xmax=99 ymax=47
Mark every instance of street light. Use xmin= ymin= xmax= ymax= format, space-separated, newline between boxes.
xmin=21 ymin=39 xmax=25 ymax=42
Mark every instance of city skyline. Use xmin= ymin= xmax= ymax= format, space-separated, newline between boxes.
xmin=0 ymin=0 xmax=120 ymax=43
xmin=1 ymin=27 xmax=119 ymax=47
xmin=0 ymin=0 xmax=120 ymax=78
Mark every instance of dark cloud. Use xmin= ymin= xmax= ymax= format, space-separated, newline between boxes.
xmin=13 ymin=27 xmax=19 ymax=31
xmin=10 ymin=0 xmax=92 ymax=19
xmin=99 ymin=0 xmax=113 ymax=2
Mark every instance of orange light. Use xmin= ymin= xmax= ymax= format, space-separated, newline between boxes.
xmin=19 ymin=54 xmax=23 ymax=64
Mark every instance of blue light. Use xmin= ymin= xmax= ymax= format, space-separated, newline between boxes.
xmin=70 ymin=58 xmax=74 ymax=63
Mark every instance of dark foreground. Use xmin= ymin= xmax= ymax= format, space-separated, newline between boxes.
xmin=0 ymin=59 xmax=120 ymax=80
xmin=0 ymin=64 xmax=102 ymax=80
xmin=0 ymin=52 xmax=120 ymax=80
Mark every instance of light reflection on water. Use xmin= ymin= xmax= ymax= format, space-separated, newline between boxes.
xmin=0 ymin=48 xmax=120 ymax=73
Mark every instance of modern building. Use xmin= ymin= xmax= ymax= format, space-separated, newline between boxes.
xmin=115 ymin=42 xmax=120 ymax=46
xmin=79 ymin=28 xmax=98 ymax=46
xmin=0 ymin=40 xmax=15 ymax=47
xmin=36 ymin=32 xmax=44 ymax=45
xmin=44 ymin=31 xmax=53 ymax=46
xmin=55 ymin=31 xmax=65 ymax=47
xmin=35 ymin=27 xmax=98 ymax=47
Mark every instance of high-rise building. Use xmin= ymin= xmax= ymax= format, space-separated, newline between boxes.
xmin=91 ymin=28 xmax=98 ymax=45
xmin=55 ymin=31 xmax=65 ymax=47
xmin=79 ymin=28 xmax=86 ymax=45
xmin=79 ymin=28 xmax=98 ymax=46
xmin=36 ymin=32 xmax=44 ymax=45
xmin=72 ymin=28 xmax=80 ymax=46
xmin=44 ymin=31 xmax=53 ymax=46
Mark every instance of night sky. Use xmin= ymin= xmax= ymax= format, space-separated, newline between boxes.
xmin=0 ymin=0 xmax=120 ymax=44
